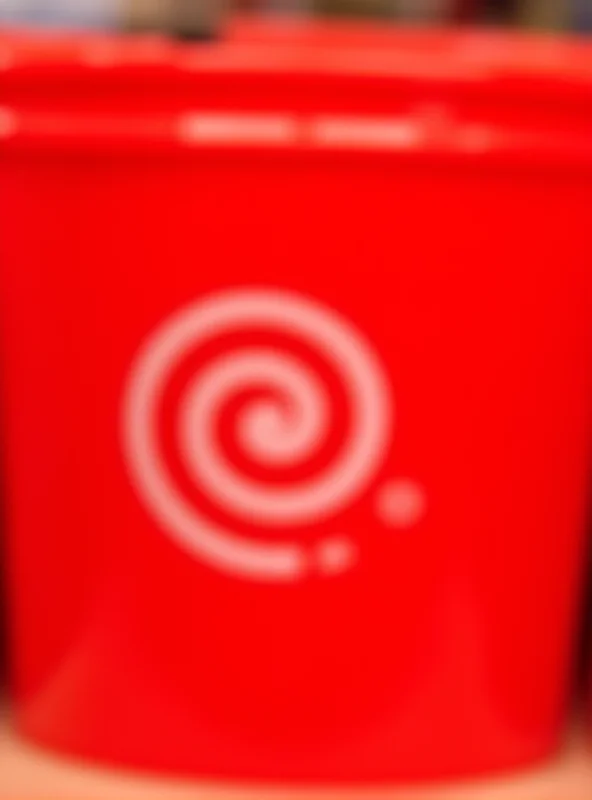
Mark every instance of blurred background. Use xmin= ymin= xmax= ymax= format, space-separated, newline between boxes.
xmin=0 ymin=0 xmax=590 ymax=33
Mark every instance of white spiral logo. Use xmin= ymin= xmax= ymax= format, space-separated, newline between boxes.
xmin=122 ymin=288 xmax=396 ymax=582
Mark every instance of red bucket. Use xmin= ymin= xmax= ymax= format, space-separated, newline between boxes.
xmin=1 ymin=20 xmax=592 ymax=784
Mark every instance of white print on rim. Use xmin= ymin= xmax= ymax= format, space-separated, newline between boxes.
xmin=122 ymin=288 xmax=425 ymax=582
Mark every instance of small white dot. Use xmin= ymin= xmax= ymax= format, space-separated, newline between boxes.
xmin=376 ymin=480 xmax=426 ymax=528
xmin=0 ymin=107 xmax=18 ymax=139
xmin=316 ymin=538 xmax=357 ymax=575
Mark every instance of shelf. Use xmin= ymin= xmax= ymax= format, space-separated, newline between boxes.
xmin=2 ymin=714 xmax=592 ymax=800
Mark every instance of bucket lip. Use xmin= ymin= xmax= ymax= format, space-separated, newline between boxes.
xmin=1 ymin=18 xmax=592 ymax=91
xmin=1 ymin=105 xmax=592 ymax=173
xmin=1 ymin=20 xmax=592 ymax=168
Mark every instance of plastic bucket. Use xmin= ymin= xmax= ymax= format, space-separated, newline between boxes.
xmin=1 ymin=21 xmax=592 ymax=784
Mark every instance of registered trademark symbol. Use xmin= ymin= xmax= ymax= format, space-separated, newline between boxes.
xmin=375 ymin=479 xmax=426 ymax=528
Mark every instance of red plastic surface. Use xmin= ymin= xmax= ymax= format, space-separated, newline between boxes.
xmin=1 ymin=20 xmax=592 ymax=784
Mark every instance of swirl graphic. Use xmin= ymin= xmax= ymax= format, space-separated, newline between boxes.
xmin=122 ymin=288 xmax=394 ymax=582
